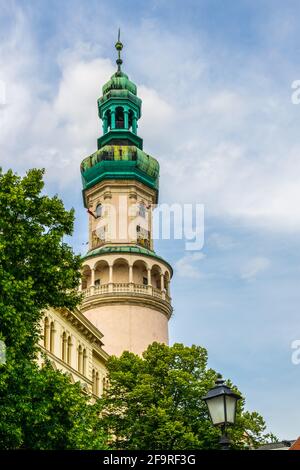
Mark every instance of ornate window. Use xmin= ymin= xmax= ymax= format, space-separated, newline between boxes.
xmin=92 ymin=226 xmax=106 ymax=249
xmin=136 ymin=225 xmax=150 ymax=249
xmin=96 ymin=372 xmax=99 ymax=396
xmin=78 ymin=345 xmax=83 ymax=373
xmin=92 ymin=369 xmax=96 ymax=394
xmin=115 ymin=106 xmax=124 ymax=129
xmin=67 ymin=336 xmax=72 ymax=365
xmin=95 ymin=204 xmax=102 ymax=218
xmin=98 ymin=226 xmax=106 ymax=241
xmin=82 ymin=348 xmax=87 ymax=376
xmin=139 ymin=202 xmax=146 ymax=218
xmin=50 ymin=322 xmax=55 ymax=353
xmin=44 ymin=317 xmax=49 ymax=349
xmin=62 ymin=332 xmax=67 ymax=361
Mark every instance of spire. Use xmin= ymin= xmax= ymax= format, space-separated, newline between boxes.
xmin=115 ymin=28 xmax=123 ymax=75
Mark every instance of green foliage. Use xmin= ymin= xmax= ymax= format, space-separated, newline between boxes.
xmin=0 ymin=167 xmax=275 ymax=450
xmin=0 ymin=168 xmax=82 ymax=361
xmin=0 ymin=359 xmax=108 ymax=449
xmin=0 ymin=168 xmax=108 ymax=449
xmin=100 ymin=342 xmax=275 ymax=450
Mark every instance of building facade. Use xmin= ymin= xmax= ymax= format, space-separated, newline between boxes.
xmin=79 ymin=36 xmax=173 ymax=356
xmin=41 ymin=36 xmax=173 ymax=389
xmin=39 ymin=307 xmax=108 ymax=398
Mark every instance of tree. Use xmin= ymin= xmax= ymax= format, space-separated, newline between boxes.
xmin=0 ymin=168 xmax=108 ymax=449
xmin=0 ymin=168 xmax=82 ymax=361
xmin=100 ymin=342 xmax=275 ymax=450
xmin=0 ymin=360 xmax=108 ymax=450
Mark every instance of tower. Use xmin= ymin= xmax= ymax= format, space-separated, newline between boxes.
xmin=79 ymin=33 xmax=173 ymax=356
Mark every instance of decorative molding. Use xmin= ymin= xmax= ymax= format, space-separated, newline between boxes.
xmin=81 ymin=291 xmax=173 ymax=319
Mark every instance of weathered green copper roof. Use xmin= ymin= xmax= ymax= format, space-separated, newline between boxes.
xmin=102 ymin=71 xmax=137 ymax=96
xmin=102 ymin=31 xmax=137 ymax=97
xmin=81 ymin=145 xmax=159 ymax=203
xmin=81 ymin=245 xmax=173 ymax=275
xmin=97 ymin=130 xmax=143 ymax=150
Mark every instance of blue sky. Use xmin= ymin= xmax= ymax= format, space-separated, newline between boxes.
xmin=1 ymin=0 xmax=300 ymax=439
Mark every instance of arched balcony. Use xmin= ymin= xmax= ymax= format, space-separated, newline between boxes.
xmin=80 ymin=257 xmax=171 ymax=305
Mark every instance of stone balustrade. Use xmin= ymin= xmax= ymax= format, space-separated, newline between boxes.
xmin=81 ymin=282 xmax=171 ymax=304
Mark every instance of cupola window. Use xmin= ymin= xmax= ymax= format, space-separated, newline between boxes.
xmin=115 ymin=106 xmax=124 ymax=129
xmin=95 ymin=204 xmax=102 ymax=218
xmin=139 ymin=202 xmax=146 ymax=218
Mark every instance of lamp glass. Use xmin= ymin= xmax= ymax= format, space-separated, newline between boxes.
xmin=207 ymin=395 xmax=225 ymax=425
xmin=225 ymin=395 xmax=237 ymax=424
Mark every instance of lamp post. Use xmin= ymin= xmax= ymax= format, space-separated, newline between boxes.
xmin=202 ymin=374 xmax=241 ymax=450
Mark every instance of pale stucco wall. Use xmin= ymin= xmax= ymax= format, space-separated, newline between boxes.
xmin=84 ymin=304 xmax=169 ymax=357
xmin=40 ymin=308 xmax=107 ymax=396
xmin=87 ymin=180 xmax=155 ymax=249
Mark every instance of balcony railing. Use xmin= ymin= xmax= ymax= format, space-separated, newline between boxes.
xmin=81 ymin=282 xmax=171 ymax=304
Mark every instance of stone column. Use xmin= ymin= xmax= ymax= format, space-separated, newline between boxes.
xmin=129 ymin=264 xmax=133 ymax=292
xmin=160 ymin=273 xmax=165 ymax=291
xmin=108 ymin=264 xmax=113 ymax=292
xmin=161 ymin=273 xmax=166 ymax=300
xmin=147 ymin=268 xmax=152 ymax=294
xmin=91 ymin=268 xmax=95 ymax=294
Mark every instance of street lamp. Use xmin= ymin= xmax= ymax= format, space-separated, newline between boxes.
xmin=203 ymin=374 xmax=241 ymax=450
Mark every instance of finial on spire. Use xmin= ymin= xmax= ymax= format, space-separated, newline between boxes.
xmin=115 ymin=28 xmax=123 ymax=74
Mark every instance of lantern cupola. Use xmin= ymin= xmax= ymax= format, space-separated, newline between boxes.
xmin=97 ymin=30 xmax=142 ymax=150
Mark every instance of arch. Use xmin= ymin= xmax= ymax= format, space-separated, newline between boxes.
xmin=61 ymin=332 xmax=67 ymax=361
xmin=95 ymin=203 xmax=102 ymax=218
xmin=112 ymin=257 xmax=129 ymax=284
xmin=43 ymin=317 xmax=50 ymax=349
xmin=49 ymin=321 xmax=55 ymax=353
xmin=151 ymin=264 xmax=162 ymax=289
xmin=81 ymin=264 xmax=91 ymax=290
xmin=115 ymin=106 xmax=124 ymax=129
xmin=67 ymin=336 xmax=72 ymax=365
xmin=133 ymin=259 xmax=149 ymax=285
xmin=94 ymin=259 xmax=109 ymax=285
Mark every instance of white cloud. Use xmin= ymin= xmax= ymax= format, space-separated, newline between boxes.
xmin=240 ymin=257 xmax=271 ymax=280
xmin=175 ymin=252 xmax=206 ymax=279
xmin=2 ymin=6 xmax=300 ymax=235
xmin=208 ymin=233 xmax=236 ymax=251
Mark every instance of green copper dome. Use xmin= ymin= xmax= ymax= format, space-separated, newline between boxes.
xmin=82 ymin=33 xmax=159 ymax=205
xmin=81 ymin=145 xmax=159 ymax=206
xmin=102 ymin=71 xmax=137 ymax=96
